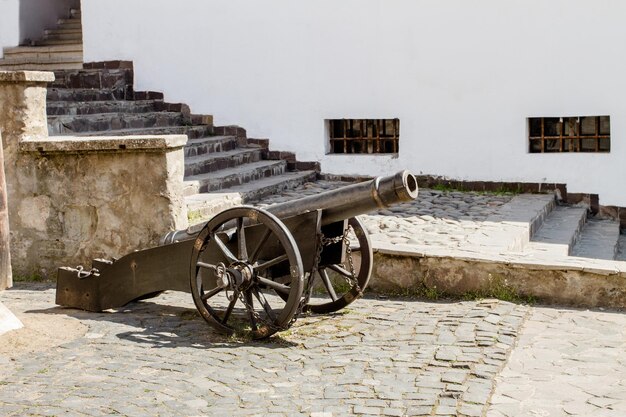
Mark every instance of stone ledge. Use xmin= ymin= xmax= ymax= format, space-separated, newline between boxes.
xmin=373 ymin=241 xmax=626 ymax=277
xmin=0 ymin=71 xmax=55 ymax=83
xmin=19 ymin=135 xmax=188 ymax=154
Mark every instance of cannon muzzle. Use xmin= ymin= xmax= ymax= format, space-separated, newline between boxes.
xmin=162 ymin=170 xmax=418 ymax=245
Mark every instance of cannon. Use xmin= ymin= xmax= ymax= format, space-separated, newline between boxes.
xmin=56 ymin=170 xmax=418 ymax=339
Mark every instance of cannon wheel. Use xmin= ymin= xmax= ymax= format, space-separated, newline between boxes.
xmin=306 ymin=216 xmax=373 ymax=314
xmin=190 ymin=206 xmax=304 ymax=339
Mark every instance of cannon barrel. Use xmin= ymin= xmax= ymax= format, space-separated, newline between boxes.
xmin=162 ymin=170 xmax=418 ymax=245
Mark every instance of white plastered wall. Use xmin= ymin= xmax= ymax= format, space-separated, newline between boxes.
xmin=82 ymin=0 xmax=626 ymax=206
xmin=0 ymin=0 xmax=19 ymax=57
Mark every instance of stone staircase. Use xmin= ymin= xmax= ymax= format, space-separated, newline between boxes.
xmin=528 ymin=202 xmax=622 ymax=262
xmin=46 ymin=61 xmax=319 ymax=221
xmin=0 ymin=7 xmax=82 ymax=70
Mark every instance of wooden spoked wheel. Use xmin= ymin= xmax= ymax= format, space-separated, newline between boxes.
xmin=189 ymin=206 xmax=304 ymax=339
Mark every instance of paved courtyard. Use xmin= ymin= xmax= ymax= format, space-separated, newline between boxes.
xmin=1 ymin=283 xmax=625 ymax=417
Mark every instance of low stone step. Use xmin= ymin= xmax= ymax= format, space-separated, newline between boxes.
xmin=571 ymin=217 xmax=620 ymax=260
xmin=57 ymin=18 xmax=82 ymax=29
xmin=51 ymin=68 xmax=133 ymax=90
xmin=528 ymin=205 xmax=588 ymax=256
xmin=183 ymin=160 xmax=288 ymax=196
xmin=47 ymin=100 xmax=159 ymax=116
xmin=47 ymin=87 xmax=130 ymax=102
xmin=65 ymin=125 xmax=214 ymax=138
xmin=47 ymin=112 xmax=184 ymax=135
xmin=185 ymin=135 xmax=238 ymax=157
xmin=0 ymin=61 xmax=82 ymax=71
xmin=466 ymin=193 xmax=556 ymax=253
xmin=34 ymin=39 xmax=82 ymax=46
xmin=0 ymin=55 xmax=82 ymax=67
xmin=185 ymin=170 xmax=318 ymax=220
xmin=184 ymin=147 xmax=262 ymax=177
xmin=3 ymin=44 xmax=82 ymax=59
xmin=44 ymin=28 xmax=82 ymax=36
xmin=42 ymin=32 xmax=83 ymax=42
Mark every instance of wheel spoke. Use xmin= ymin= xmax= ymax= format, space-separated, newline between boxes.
xmin=244 ymin=290 xmax=257 ymax=331
xmin=197 ymin=261 xmax=217 ymax=270
xmin=256 ymin=254 xmax=288 ymax=271
xmin=327 ymin=263 xmax=354 ymax=278
xmin=237 ymin=217 xmax=248 ymax=261
xmin=252 ymin=287 xmax=277 ymax=322
xmin=319 ymin=268 xmax=339 ymax=301
xmin=221 ymin=289 xmax=240 ymax=324
xmin=201 ymin=286 xmax=223 ymax=301
xmin=212 ymin=232 xmax=238 ymax=263
xmin=257 ymin=276 xmax=291 ymax=295
xmin=250 ymin=228 xmax=272 ymax=263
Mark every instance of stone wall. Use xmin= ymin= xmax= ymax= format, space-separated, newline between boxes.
xmin=0 ymin=71 xmax=188 ymax=278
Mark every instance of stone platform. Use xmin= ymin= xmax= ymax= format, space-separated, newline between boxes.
xmin=250 ymin=180 xmax=626 ymax=309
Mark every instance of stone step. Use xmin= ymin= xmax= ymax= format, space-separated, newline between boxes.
xmin=571 ymin=217 xmax=621 ymax=260
xmin=57 ymin=18 xmax=82 ymax=29
xmin=528 ymin=205 xmax=588 ymax=256
xmin=185 ymin=170 xmax=318 ymax=220
xmin=44 ymin=28 xmax=82 ymax=36
xmin=0 ymin=61 xmax=82 ymax=71
xmin=466 ymin=193 xmax=557 ymax=253
xmin=47 ymin=112 xmax=184 ymax=135
xmin=70 ymin=8 xmax=81 ymax=19
xmin=47 ymin=87 xmax=131 ymax=102
xmin=51 ymin=68 xmax=133 ymax=90
xmin=0 ymin=55 xmax=82 ymax=67
xmin=47 ymin=100 xmax=159 ymax=116
xmin=184 ymin=147 xmax=263 ymax=177
xmin=64 ymin=125 xmax=215 ymax=139
xmin=35 ymin=38 xmax=84 ymax=46
xmin=185 ymin=135 xmax=239 ymax=157
xmin=42 ymin=32 xmax=83 ymax=42
xmin=183 ymin=160 xmax=288 ymax=196
xmin=3 ymin=44 xmax=82 ymax=59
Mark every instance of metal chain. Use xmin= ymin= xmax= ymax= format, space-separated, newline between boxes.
xmin=284 ymin=232 xmax=324 ymax=329
xmin=236 ymin=288 xmax=284 ymax=334
xmin=236 ymin=225 xmax=360 ymax=335
xmin=321 ymin=225 xmax=361 ymax=295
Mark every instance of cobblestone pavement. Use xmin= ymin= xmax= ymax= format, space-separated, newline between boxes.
xmin=488 ymin=307 xmax=626 ymax=417
xmin=1 ymin=283 xmax=527 ymax=417
xmin=252 ymin=181 xmax=513 ymax=252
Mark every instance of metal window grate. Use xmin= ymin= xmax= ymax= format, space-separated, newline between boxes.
xmin=328 ymin=119 xmax=399 ymax=154
xmin=529 ymin=116 xmax=610 ymax=153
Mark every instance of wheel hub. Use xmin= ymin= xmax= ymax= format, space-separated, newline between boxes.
xmin=215 ymin=261 xmax=255 ymax=292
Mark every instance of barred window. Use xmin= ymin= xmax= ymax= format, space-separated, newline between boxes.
xmin=328 ymin=119 xmax=399 ymax=154
xmin=529 ymin=116 xmax=610 ymax=153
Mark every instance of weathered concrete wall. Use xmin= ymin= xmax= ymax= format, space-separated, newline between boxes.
xmin=371 ymin=252 xmax=626 ymax=309
xmin=0 ymin=71 xmax=189 ymax=278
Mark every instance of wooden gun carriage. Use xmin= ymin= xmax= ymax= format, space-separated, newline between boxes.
xmin=56 ymin=170 xmax=418 ymax=339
